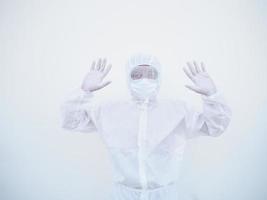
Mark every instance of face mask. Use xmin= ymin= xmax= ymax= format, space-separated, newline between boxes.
xmin=129 ymin=78 xmax=158 ymax=100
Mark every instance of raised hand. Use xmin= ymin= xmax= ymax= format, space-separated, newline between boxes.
xmin=183 ymin=61 xmax=217 ymax=96
xmin=81 ymin=58 xmax=112 ymax=92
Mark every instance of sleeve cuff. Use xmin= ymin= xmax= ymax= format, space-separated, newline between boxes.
xmin=79 ymin=88 xmax=94 ymax=100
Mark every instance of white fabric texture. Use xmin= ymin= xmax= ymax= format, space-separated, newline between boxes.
xmin=60 ymin=54 xmax=232 ymax=200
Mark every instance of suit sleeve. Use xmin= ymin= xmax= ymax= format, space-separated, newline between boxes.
xmin=183 ymin=91 xmax=232 ymax=139
xmin=60 ymin=87 xmax=101 ymax=134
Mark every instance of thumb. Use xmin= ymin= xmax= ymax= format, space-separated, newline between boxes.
xmin=100 ymin=80 xmax=112 ymax=89
xmin=185 ymin=84 xmax=203 ymax=94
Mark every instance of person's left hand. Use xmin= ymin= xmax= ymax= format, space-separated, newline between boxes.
xmin=183 ymin=61 xmax=217 ymax=96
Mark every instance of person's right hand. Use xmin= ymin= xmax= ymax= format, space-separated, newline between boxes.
xmin=81 ymin=58 xmax=112 ymax=92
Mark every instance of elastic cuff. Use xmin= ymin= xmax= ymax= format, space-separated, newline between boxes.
xmin=80 ymin=88 xmax=94 ymax=98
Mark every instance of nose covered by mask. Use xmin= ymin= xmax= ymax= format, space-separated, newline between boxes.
xmin=129 ymin=78 xmax=159 ymax=100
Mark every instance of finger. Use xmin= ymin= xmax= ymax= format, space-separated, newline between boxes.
xmin=183 ymin=67 xmax=194 ymax=82
xmin=200 ymin=62 xmax=206 ymax=72
xmin=102 ymin=64 xmax=112 ymax=78
xmin=186 ymin=62 xmax=196 ymax=75
xmin=185 ymin=85 xmax=204 ymax=94
xmin=90 ymin=60 xmax=96 ymax=71
xmin=193 ymin=61 xmax=201 ymax=73
xmin=101 ymin=58 xmax=107 ymax=72
xmin=96 ymin=58 xmax=102 ymax=70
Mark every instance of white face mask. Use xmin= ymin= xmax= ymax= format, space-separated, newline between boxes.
xmin=129 ymin=78 xmax=158 ymax=100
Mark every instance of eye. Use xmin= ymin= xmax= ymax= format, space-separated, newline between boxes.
xmin=147 ymin=69 xmax=157 ymax=79
xmin=147 ymin=70 xmax=153 ymax=77
xmin=136 ymin=73 xmax=142 ymax=79
xmin=131 ymin=72 xmax=142 ymax=79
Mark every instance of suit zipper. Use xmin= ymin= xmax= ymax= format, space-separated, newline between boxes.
xmin=138 ymin=99 xmax=149 ymax=200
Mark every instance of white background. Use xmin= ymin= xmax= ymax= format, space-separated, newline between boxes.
xmin=1 ymin=0 xmax=267 ymax=199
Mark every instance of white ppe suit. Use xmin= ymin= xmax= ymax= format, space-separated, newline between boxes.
xmin=60 ymin=54 xmax=232 ymax=200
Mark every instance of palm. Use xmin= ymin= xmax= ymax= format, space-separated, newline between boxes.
xmin=183 ymin=61 xmax=217 ymax=96
xmin=81 ymin=58 xmax=112 ymax=92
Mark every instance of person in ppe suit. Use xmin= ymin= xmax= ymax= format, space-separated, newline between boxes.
xmin=60 ymin=53 xmax=232 ymax=200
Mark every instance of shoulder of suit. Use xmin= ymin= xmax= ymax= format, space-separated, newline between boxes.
xmin=100 ymin=97 xmax=187 ymax=110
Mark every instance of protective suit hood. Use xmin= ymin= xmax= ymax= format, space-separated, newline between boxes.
xmin=125 ymin=53 xmax=162 ymax=104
